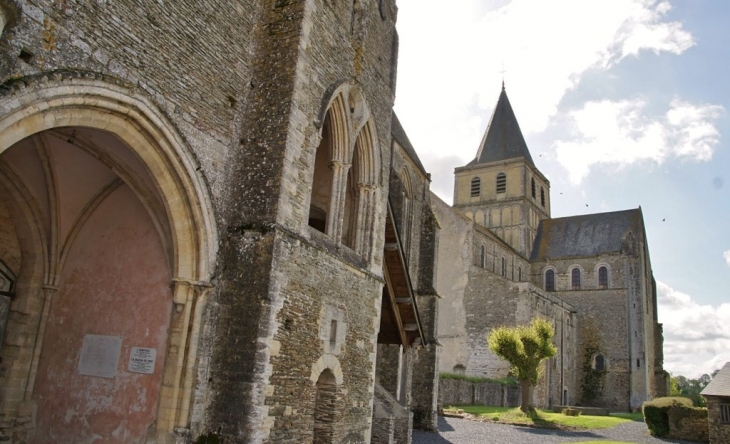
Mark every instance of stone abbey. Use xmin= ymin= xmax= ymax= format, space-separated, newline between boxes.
xmin=0 ymin=1 xmax=666 ymax=443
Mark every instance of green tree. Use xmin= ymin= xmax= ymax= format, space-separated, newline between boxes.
xmin=487 ymin=317 xmax=557 ymax=412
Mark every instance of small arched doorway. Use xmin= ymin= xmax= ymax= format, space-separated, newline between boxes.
xmin=313 ymin=369 xmax=338 ymax=444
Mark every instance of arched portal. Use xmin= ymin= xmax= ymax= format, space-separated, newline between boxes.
xmin=0 ymin=80 xmax=216 ymax=442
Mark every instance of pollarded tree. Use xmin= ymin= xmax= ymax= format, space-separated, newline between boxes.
xmin=487 ymin=317 xmax=557 ymax=412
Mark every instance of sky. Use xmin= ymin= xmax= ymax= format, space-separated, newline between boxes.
xmin=392 ymin=0 xmax=730 ymax=379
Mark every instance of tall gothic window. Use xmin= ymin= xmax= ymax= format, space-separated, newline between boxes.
xmin=501 ymin=257 xmax=506 ymax=276
xmin=545 ymin=269 xmax=555 ymax=292
xmin=496 ymin=173 xmax=506 ymax=194
xmin=309 ymin=112 xmax=336 ymax=233
xmin=480 ymin=245 xmax=486 ymax=268
xmin=518 ymin=266 xmax=522 ymax=282
xmin=598 ymin=266 xmax=608 ymax=289
xmin=308 ymin=87 xmax=379 ymax=260
xmin=470 ymin=177 xmax=481 ymax=197
xmin=572 ymin=268 xmax=581 ymax=290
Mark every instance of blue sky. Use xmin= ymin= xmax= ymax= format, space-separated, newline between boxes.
xmin=393 ymin=0 xmax=729 ymax=378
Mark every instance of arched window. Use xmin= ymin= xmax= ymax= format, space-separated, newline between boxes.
xmin=501 ymin=257 xmax=506 ymax=276
xmin=496 ymin=173 xmax=506 ymax=194
xmin=453 ymin=364 xmax=466 ymax=376
xmin=314 ymin=369 xmax=337 ymax=443
xmin=593 ymin=354 xmax=606 ymax=372
xmin=308 ymin=88 xmax=379 ymax=261
xmin=531 ymin=178 xmax=536 ymax=198
xmin=598 ymin=266 xmax=608 ymax=289
xmin=470 ymin=177 xmax=481 ymax=197
xmin=571 ymin=268 xmax=581 ymax=290
xmin=480 ymin=245 xmax=486 ymax=268
xmin=545 ymin=269 xmax=555 ymax=292
xmin=540 ymin=187 xmax=545 ymax=207
xmin=400 ymin=169 xmax=413 ymax=254
xmin=309 ymin=111 xmax=337 ymax=233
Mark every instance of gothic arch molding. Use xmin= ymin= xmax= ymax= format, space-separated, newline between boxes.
xmin=0 ymin=79 xmax=217 ymax=281
xmin=0 ymin=78 xmax=218 ymax=437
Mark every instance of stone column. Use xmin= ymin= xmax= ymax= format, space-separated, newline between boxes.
xmin=157 ymin=279 xmax=213 ymax=435
xmin=327 ymin=160 xmax=350 ymax=242
xmin=16 ymin=286 xmax=57 ymax=422
xmin=353 ymin=183 xmax=376 ymax=258
xmin=0 ymin=1 xmax=19 ymax=36
xmin=409 ymin=294 xmax=440 ymax=431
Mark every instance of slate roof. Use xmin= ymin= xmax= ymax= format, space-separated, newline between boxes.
xmin=391 ymin=113 xmax=428 ymax=176
xmin=530 ymin=209 xmax=642 ymax=261
xmin=702 ymin=362 xmax=730 ymax=397
xmin=470 ymin=86 xmax=535 ymax=168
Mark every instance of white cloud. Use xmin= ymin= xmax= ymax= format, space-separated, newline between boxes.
xmin=554 ymin=98 xmax=723 ymax=184
xmin=393 ymin=0 xmax=697 ymax=201
xmin=724 ymin=251 xmax=730 ymax=267
xmin=657 ymin=280 xmax=730 ymax=378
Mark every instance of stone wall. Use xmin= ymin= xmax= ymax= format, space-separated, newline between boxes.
xmin=707 ymin=397 xmax=730 ymax=444
xmin=438 ymin=378 xmax=519 ymax=408
xmin=1 ymin=0 xmax=404 ymax=442
xmin=372 ymin=383 xmax=412 ymax=444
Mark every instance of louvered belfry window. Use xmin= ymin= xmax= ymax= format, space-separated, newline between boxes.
xmin=470 ymin=177 xmax=481 ymax=197
xmin=496 ymin=173 xmax=506 ymax=193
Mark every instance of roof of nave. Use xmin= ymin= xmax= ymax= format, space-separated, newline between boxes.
xmin=530 ymin=208 xmax=643 ymax=261
xmin=391 ymin=113 xmax=428 ymax=176
xmin=702 ymin=362 xmax=730 ymax=397
xmin=469 ymin=85 xmax=535 ymax=168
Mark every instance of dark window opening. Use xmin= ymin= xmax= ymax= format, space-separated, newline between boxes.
xmin=496 ymin=173 xmax=506 ymax=193
xmin=636 ymin=359 xmax=640 ymax=369
xmin=598 ymin=266 xmax=608 ymax=289
xmin=545 ymin=270 xmax=555 ymax=292
xmin=720 ymin=404 xmax=730 ymax=423
xmin=540 ymin=187 xmax=545 ymax=207
xmin=531 ymin=178 xmax=536 ymax=198
xmin=594 ymin=354 xmax=605 ymax=372
xmin=309 ymin=206 xmax=327 ymax=233
xmin=480 ymin=245 xmax=486 ymax=268
xmin=572 ymin=268 xmax=581 ymax=290
xmin=329 ymin=320 xmax=337 ymax=346
xmin=470 ymin=177 xmax=481 ymax=197
xmin=518 ymin=266 xmax=522 ymax=282
xmin=501 ymin=257 xmax=506 ymax=276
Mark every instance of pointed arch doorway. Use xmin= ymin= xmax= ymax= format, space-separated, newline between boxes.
xmin=0 ymin=81 xmax=216 ymax=443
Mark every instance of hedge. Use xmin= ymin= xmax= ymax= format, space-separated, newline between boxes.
xmin=642 ymin=397 xmax=694 ymax=437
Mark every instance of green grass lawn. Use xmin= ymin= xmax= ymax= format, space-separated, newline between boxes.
xmin=443 ymin=405 xmax=643 ymax=430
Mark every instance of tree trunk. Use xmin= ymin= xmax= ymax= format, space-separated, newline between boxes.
xmin=520 ymin=379 xmax=534 ymax=413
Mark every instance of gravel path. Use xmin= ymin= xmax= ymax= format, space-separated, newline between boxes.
xmin=413 ymin=416 xmax=696 ymax=444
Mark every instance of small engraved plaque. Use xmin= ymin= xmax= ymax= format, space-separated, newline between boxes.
xmin=77 ymin=334 xmax=122 ymax=379
xmin=128 ymin=347 xmax=157 ymax=374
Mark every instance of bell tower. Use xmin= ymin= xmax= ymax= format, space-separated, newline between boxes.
xmin=453 ymin=85 xmax=550 ymax=257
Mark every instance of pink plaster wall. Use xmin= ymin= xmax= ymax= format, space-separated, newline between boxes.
xmin=33 ymin=184 xmax=171 ymax=444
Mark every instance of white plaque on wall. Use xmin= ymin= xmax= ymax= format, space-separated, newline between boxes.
xmin=77 ymin=334 xmax=122 ymax=379
xmin=128 ymin=347 xmax=157 ymax=374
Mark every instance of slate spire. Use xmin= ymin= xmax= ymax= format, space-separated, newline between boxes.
xmin=473 ymin=86 xmax=535 ymax=168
